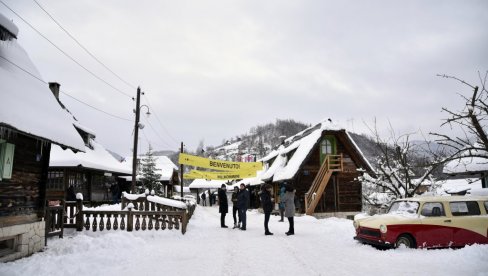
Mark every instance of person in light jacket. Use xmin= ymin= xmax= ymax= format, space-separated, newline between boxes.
xmin=282 ymin=184 xmax=296 ymax=236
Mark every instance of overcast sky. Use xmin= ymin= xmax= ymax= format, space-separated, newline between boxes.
xmin=2 ymin=0 xmax=487 ymax=156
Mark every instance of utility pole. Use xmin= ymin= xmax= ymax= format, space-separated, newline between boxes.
xmin=180 ymin=142 xmax=184 ymax=199
xmin=131 ymin=87 xmax=142 ymax=193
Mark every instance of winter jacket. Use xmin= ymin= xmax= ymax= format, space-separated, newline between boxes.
xmin=260 ymin=190 xmax=274 ymax=213
xmin=236 ymin=189 xmax=250 ymax=210
xmin=278 ymin=186 xmax=286 ymax=209
xmin=282 ymin=191 xmax=296 ymax=217
xmin=231 ymin=192 xmax=238 ymax=205
xmin=218 ymin=189 xmax=228 ymax=214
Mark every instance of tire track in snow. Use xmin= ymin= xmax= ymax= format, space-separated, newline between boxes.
xmin=280 ymin=235 xmax=321 ymax=275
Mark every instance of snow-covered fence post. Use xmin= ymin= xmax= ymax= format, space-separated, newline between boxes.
xmin=127 ymin=204 xmax=134 ymax=232
xmin=181 ymin=211 xmax=188 ymax=235
xmin=76 ymin=195 xmax=84 ymax=231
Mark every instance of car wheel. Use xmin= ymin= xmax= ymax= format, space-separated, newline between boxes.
xmin=395 ymin=234 xmax=415 ymax=249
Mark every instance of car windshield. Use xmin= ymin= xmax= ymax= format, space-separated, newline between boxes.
xmin=388 ymin=201 xmax=419 ymax=215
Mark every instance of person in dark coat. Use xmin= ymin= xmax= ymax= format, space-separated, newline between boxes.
xmin=236 ymin=183 xmax=250 ymax=230
xmin=201 ymin=192 xmax=207 ymax=206
xmin=259 ymin=184 xmax=274 ymax=235
xmin=231 ymin=186 xmax=241 ymax=229
xmin=218 ymin=184 xmax=229 ymax=228
xmin=282 ymin=184 xmax=296 ymax=236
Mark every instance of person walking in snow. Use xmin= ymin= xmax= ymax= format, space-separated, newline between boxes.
xmin=236 ymin=183 xmax=250 ymax=230
xmin=278 ymin=183 xmax=286 ymax=222
xmin=283 ymin=184 xmax=296 ymax=236
xmin=231 ymin=186 xmax=241 ymax=229
xmin=218 ymin=184 xmax=229 ymax=228
xmin=201 ymin=192 xmax=207 ymax=206
xmin=260 ymin=184 xmax=274 ymax=235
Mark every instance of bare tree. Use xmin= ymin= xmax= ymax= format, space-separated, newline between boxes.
xmin=431 ymin=72 xmax=488 ymax=159
xmin=359 ymin=121 xmax=445 ymax=210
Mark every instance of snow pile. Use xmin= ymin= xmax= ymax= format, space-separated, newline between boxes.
xmin=147 ymin=195 xmax=187 ymax=209
xmin=75 ymin=193 xmax=83 ymax=201
xmin=1 ymin=206 xmax=487 ymax=276
xmin=122 ymin=192 xmax=146 ymax=201
xmin=0 ymin=30 xmax=85 ymax=151
xmin=440 ymin=178 xmax=482 ymax=194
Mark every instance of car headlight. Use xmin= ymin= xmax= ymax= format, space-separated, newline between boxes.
xmin=353 ymin=221 xmax=359 ymax=229
xmin=379 ymin=224 xmax=387 ymax=234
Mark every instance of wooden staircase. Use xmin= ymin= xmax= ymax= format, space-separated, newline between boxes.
xmin=304 ymin=154 xmax=343 ymax=215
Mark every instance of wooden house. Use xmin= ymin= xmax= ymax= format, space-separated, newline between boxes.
xmin=47 ymin=100 xmax=132 ymax=203
xmin=0 ymin=14 xmax=86 ymax=262
xmin=123 ymin=155 xmax=180 ymax=197
xmin=260 ymin=121 xmax=374 ymax=218
xmin=442 ymin=147 xmax=488 ymax=194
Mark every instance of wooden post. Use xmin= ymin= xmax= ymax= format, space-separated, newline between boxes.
xmin=127 ymin=206 xmax=133 ymax=232
xmin=76 ymin=198 xmax=83 ymax=231
xmin=131 ymin=87 xmax=142 ymax=194
xmin=180 ymin=142 xmax=184 ymax=199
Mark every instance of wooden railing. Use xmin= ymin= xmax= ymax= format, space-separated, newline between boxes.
xmin=45 ymin=205 xmax=64 ymax=245
xmin=53 ymin=195 xmax=195 ymax=236
xmin=304 ymin=154 xmax=343 ymax=215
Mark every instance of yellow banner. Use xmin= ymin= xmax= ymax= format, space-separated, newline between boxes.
xmin=179 ymin=153 xmax=262 ymax=172
xmin=184 ymin=169 xmax=257 ymax=180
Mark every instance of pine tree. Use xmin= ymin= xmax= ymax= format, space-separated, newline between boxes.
xmin=140 ymin=145 xmax=162 ymax=195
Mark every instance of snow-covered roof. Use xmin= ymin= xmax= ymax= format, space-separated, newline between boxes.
xmin=234 ymin=170 xmax=265 ymax=187
xmin=443 ymin=156 xmax=488 ymax=175
xmin=124 ymin=155 xmax=178 ymax=181
xmin=188 ymin=179 xmax=227 ymax=189
xmin=259 ymin=119 xmax=372 ymax=182
xmin=440 ymin=178 xmax=482 ymax=194
xmin=0 ymin=19 xmax=85 ymax=151
xmin=73 ymin=122 xmax=96 ymax=137
xmin=50 ymin=139 xmax=131 ymax=174
xmin=0 ymin=13 xmax=18 ymax=38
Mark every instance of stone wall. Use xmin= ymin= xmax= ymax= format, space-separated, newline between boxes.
xmin=0 ymin=221 xmax=45 ymax=262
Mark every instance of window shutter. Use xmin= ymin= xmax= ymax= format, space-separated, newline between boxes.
xmin=0 ymin=143 xmax=15 ymax=179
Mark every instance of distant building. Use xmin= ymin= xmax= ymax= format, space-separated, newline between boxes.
xmin=0 ymin=13 xmax=85 ymax=262
xmin=443 ymin=146 xmax=488 ymax=194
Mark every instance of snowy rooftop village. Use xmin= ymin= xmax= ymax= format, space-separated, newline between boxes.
xmin=0 ymin=1 xmax=487 ymax=276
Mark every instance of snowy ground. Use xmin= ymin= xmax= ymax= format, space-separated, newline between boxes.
xmin=1 ymin=205 xmax=487 ymax=276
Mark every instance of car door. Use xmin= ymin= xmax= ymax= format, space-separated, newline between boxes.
xmin=418 ymin=202 xmax=453 ymax=248
xmin=449 ymin=201 xmax=487 ymax=246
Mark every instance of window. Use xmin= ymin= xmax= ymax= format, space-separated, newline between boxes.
xmin=388 ymin=201 xmax=419 ymax=215
xmin=0 ymin=237 xmax=16 ymax=257
xmin=321 ymin=139 xmax=333 ymax=155
xmin=450 ymin=201 xmax=481 ymax=216
xmin=420 ymin=202 xmax=445 ymax=217
xmin=47 ymin=171 xmax=64 ymax=190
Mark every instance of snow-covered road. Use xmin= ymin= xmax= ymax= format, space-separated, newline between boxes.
xmin=1 ymin=205 xmax=487 ymax=276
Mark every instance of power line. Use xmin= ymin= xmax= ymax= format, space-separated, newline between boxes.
xmin=0 ymin=54 xmax=132 ymax=122
xmin=0 ymin=0 xmax=133 ymax=99
xmin=143 ymin=116 xmax=177 ymax=149
xmin=32 ymin=0 xmax=137 ymax=90
xmin=142 ymin=94 xmax=180 ymax=145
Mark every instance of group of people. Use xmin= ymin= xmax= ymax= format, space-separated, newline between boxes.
xmin=218 ymin=182 xmax=296 ymax=236
xmin=200 ymin=191 xmax=217 ymax=206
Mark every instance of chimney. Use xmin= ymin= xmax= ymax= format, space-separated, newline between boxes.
xmin=48 ymin=82 xmax=60 ymax=99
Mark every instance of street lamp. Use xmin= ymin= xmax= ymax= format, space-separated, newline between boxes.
xmin=131 ymin=88 xmax=150 ymax=193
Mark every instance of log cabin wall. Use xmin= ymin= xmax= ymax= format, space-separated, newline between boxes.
xmin=0 ymin=133 xmax=50 ymax=227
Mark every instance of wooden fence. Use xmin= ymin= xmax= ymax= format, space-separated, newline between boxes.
xmin=45 ymin=196 xmax=196 ymax=244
